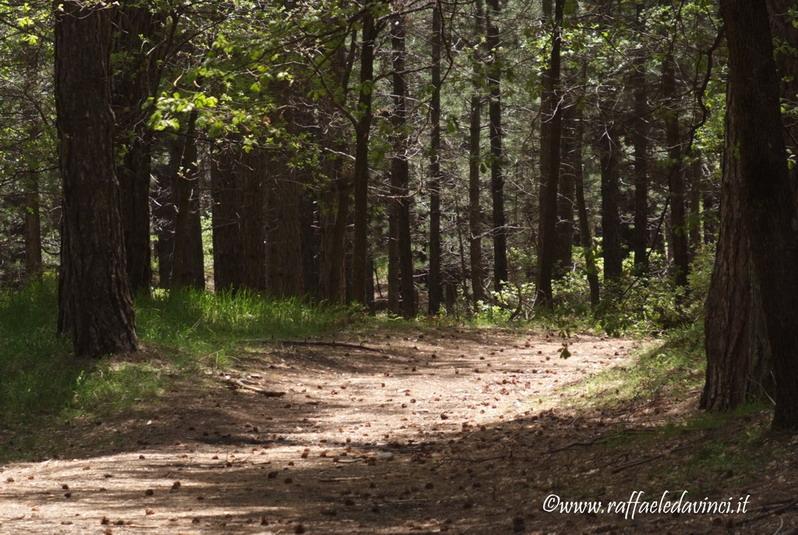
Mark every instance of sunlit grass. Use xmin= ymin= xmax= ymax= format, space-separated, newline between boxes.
xmin=0 ymin=278 xmax=359 ymax=429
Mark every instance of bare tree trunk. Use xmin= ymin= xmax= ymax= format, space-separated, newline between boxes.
xmin=467 ymin=0 xmax=485 ymax=307
xmin=428 ymin=2 xmax=443 ymax=314
xmin=351 ymin=8 xmax=377 ymax=305
xmin=631 ymin=4 xmax=649 ymax=273
xmin=23 ymin=173 xmax=42 ymax=282
xmin=111 ymin=4 xmax=167 ymax=294
xmin=715 ymin=0 xmax=798 ymax=429
xmin=573 ymin=110 xmax=600 ymax=307
xmin=239 ymin=149 xmax=267 ymax=291
xmin=688 ymin=155 xmax=702 ymax=258
xmin=486 ymin=0 xmax=507 ymax=289
xmin=318 ymin=31 xmax=356 ymax=304
xmin=662 ymin=49 xmax=689 ymax=286
xmin=598 ymin=126 xmax=622 ymax=283
xmin=210 ymin=144 xmax=242 ymax=292
xmin=702 ymin=102 xmax=771 ymax=409
xmin=536 ymin=0 xmax=564 ymax=307
xmin=171 ymin=110 xmax=205 ymax=289
xmin=55 ymin=0 xmax=137 ymax=357
xmin=389 ymin=8 xmax=416 ymax=317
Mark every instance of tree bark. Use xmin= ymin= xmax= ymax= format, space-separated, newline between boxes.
xmin=428 ymin=1 xmax=443 ymax=314
xmin=55 ymin=0 xmax=137 ymax=357
xmin=486 ymin=0 xmax=508 ymax=289
xmin=536 ymin=0 xmax=564 ymax=307
xmin=572 ymin=107 xmax=600 ymax=308
xmin=467 ymin=0 xmax=486 ymax=307
xmin=631 ymin=6 xmax=649 ymax=273
xmin=23 ymin=172 xmax=42 ymax=283
xmin=319 ymin=32 xmax=356 ymax=303
xmin=702 ymin=101 xmax=771 ymax=409
xmin=171 ymin=110 xmax=205 ymax=289
xmin=351 ymin=8 xmax=377 ymax=305
xmin=662 ymin=49 xmax=689 ymax=286
xmin=688 ymin=155 xmax=702 ymax=258
xmin=111 ymin=4 xmax=166 ymax=294
xmin=598 ymin=126 xmax=622 ymax=283
xmin=210 ymin=144 xmax=242 ymax=292
xmin=389 ymin=8 xmax=416 ymax=318
xmin=717 ymin=0 xmax=798 ymax=429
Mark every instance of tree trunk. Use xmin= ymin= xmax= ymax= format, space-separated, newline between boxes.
xmin=351 ymin=8 xmax=377 ymax=305
xmin=486 ymin=0 xmax=507 ymax=289
xmin=210 ymin=144 xmax=242 ymax=292
xmin=688 ymin=155 xmax=702 ymax=258
xmin=467 ymin=0 xmax=486 ymax=307
xmin=428 ymin=2 xmax=443 ymax=315
xmin=389 ymin=9 xmax=416 ymax=318
xmin=239 ymin=149 xmax=267 ymax=291
xmin=171 ymin=110 xmax=205 ymax=289
xmin=702 ymin=103 xmax=771 ymax=409
xmin=468 ymin=94 xmax=485 ymax=306
xmin=598 ymin=127 xmax=622 ymax=283
xmin=55 ymin=0 xmax=137 ymax=357
xmin=573 ymin=113 xmax=600 ymax=307
xmin=111 ymin=4 xmax=166 ymax=294
xmin=23 ymin=172 xmax=42 ymax=283
xmin=631 ymin=6 xmax=649 ymax=273
xmin=718 ymin=0 xmax=798 ymax=429
xmin=153 ymin=138 xmax=177 ymax=288
xmin=662 ymin=49 xmax=689 ymax=286
xmin=536 ymin=0 xmax=564 ymax=307
xmin=318 ymin=31 xmax=356 ymax=304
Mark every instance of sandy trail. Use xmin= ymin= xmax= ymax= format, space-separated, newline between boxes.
xmin=1 ymin=328 xmax=646 ymax=534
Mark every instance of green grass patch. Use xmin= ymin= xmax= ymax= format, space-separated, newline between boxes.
xmin=0 ymin=279 xmax=359 ymax=432
xmin=566 ymin=321 xmax=706 ymax=410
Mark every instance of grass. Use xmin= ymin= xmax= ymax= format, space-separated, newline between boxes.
xmin=566 ymin=320 xmax=707 ymax=410
xmin=555 ymin=319 xmax=775 ymax=494
xmin=0 ymin=278 xmax=359 ymax=432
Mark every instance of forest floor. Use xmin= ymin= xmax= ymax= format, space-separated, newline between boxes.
xmin=1 ymin=325 xmax=797 ymax=534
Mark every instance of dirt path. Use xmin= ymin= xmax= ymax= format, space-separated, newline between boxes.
xmin=0 ymin=327 xmax=789 ymax=533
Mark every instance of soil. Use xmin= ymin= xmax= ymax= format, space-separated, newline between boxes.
xmin=1 ymin=326 xmax=796 ymax=534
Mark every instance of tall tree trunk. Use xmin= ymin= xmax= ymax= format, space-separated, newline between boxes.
xmin=486 ymin=0 xmax=508 ymax=289
xmin=716 ymin=0 xmax=798 ymax=429
xmin=536 ymin=0 xmax=564 ymax=307
xmin=55 ymin=0 xmax=137 ymax=357
xmin=171 ymin=110 xmax=205 ymax=289
xmin=111 ymin=4 xmax=166 ymax=294
xmin=210 ymin=144 xmax=242 ymax=292
xmin=468 ymin=0 xmax=485 ymax=307
xmin=468 ymin=95 xmax=484 ymax=306
xmin=598 ymin=127 xmax=622 ymax=283
xmin=631 ymin=5 xmax=649 ymax=273
xmin=572 ymin=105 xmax=600 ymax=307
xmin=428 ymin=1 xmax=443 ymax=314
xmin=662 ymin=49 xmax=689 ymax=286
xmin=239 ymin=149 xmax=267 ymax=291
xmin=351 ymin=8 xmax=377 ymax=305
xmin=389 ymin=8 xmax=416 ymax=318
xmin=702 ymin=103 xmax=771 ymax=409
xmin=688 ymin=155 xmax=702 ymax=258
xmin=153 ymin=139 xmax=177 ymax=288
xmin=23 ymin=172 xmax=42 ymax=282
xmin=319 ymin=33 xmax=356 ymax=303
xmin=702 ymin=180 xmax=717 ymax=245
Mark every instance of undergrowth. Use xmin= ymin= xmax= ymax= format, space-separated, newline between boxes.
xmin=0 ymin=278 xmax=357 ymax=430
